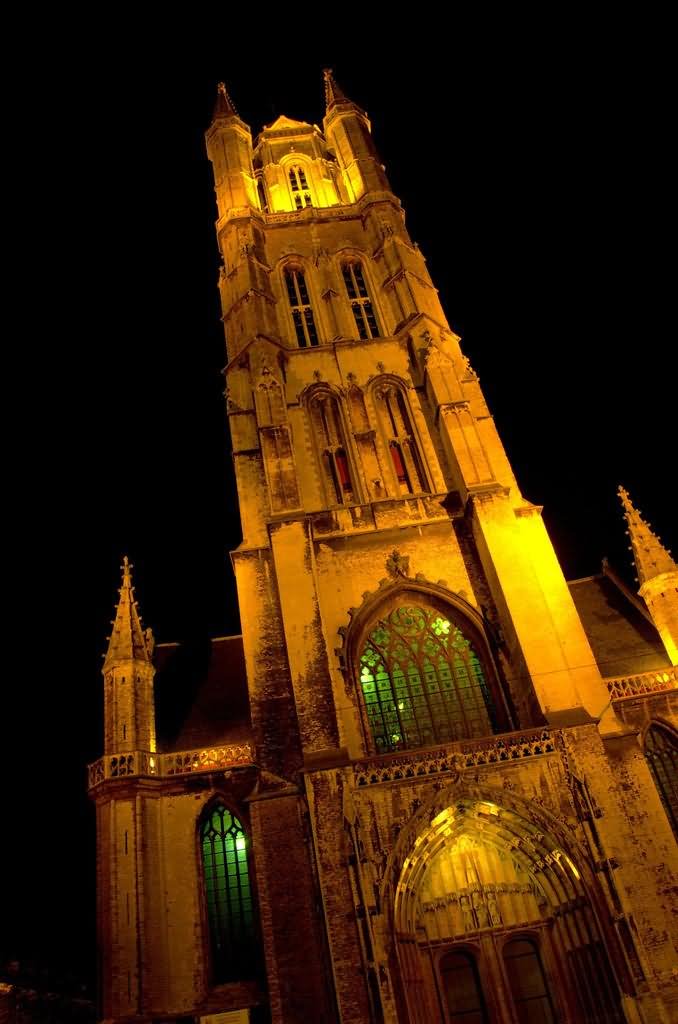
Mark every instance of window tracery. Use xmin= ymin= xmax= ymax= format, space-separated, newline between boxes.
xmin=374 ymin=382 xmax=427 ymax=494
xmin=359 ymin=605 xmax=498 ymax=753
xmin=308 ymin=391 xmax=356 ymax=505
xmin=200 ymin=804 xmax=255 ymax=982
xmin=288 ymin=165 xmax=312 ymax=209
xmin=644 ymin=723 xmax=678 ymax=838
xmin=284 ymin=267 xmax=319 ymax=348
xmin=341 ymin=261 xmax=380 ymax=340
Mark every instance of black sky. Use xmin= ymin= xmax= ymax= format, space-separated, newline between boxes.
xmin=6 ymin=18 xmax=676 ymax=984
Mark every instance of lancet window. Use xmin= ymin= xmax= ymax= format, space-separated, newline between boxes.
xmin=284 ymin=267 xmax=319 ymax=348
xmin=359 ymin=605 xmax=498 ymax=754
xmin=308 ymin=392 xmax=356 ymax=505
xmin=288 ymin=165 xmax=312 ymax=209
xmin=341 ymin=261 xmax=380 ymax=340
xmin=200 ymin=804 xmax=256 ymax=982
xmin=645 ymin=723 xmax=678 ymax=838
xmin=374 ymin=383 xmax=427 ymax=494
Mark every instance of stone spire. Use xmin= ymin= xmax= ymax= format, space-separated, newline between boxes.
xmin=104 ymin=556 xmax=154 ymax=669
xmin=618 ymin=486 xmax=676 ymax=585
xmin=212 ymin=81 xmax=239 ymax=121
xmin=323 ymin=68 xmax=351 ymax=111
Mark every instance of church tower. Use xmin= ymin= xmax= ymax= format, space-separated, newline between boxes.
xmin=91 ymin=73 xmax=678 ymax=1024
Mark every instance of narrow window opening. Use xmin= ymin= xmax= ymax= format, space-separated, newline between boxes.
xmin=342 ymin=262 xmax=380 ymax=340
xmin=288 ymin=166 xmax=312 ymax=208
xmin=201 ymin=805 xmax=256 ymax=983
xmin=257 ymin=177 xmax=268 ymax=212
xmin=645 ymin=724 xmax=678 ymax=838
xmin=285 ymin=268 xmax=319 ymax=347
xmin=309 ymin=394 xmax=357 ymax=505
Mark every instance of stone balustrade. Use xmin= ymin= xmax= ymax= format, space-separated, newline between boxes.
xmin=606 ymin=666 xmax=677 ymax=701
xmin=88 ymin=742 xmax=254 ymax=791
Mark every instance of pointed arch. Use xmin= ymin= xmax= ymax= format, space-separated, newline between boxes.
xmin=337 ymin=252 xmax=382 ymax=340
xmin=287 ymin=163 xmax=313 ymax=208
xmin=643 ymin=721 xmax=678 ymax=838
xmin=303 ymin=384 xmax=361 ymax=506
xmin=370 ymin=376 xmax=429 ymax=495
xmin=198 ymin=798 xmax=257 ymax=983
xmin=280 ymin=258 xmax=320 ymax=348
xmin=385 ymin=784 xmax=629 ymax=1024
xmin=343 ymin=580 xmax=512 ymax=754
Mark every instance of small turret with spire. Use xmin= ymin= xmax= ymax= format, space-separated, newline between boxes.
xmin=322 ymin=69 xmax=390 ymax=200
xmin=619 ymin=486 xmax=678 ymax=664
xmin=212 ymin=81 xmax=239 ymax=122
xmin=103 ymin=556 xmax=157 ymax=753
xmin=205 ymin=81 xmax=257 ymax=220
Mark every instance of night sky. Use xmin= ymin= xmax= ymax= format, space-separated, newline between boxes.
xmin=6 ymin=20 xmax=675 ymax=989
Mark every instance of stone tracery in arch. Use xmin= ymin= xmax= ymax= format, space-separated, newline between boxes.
xmin=338 ymin=575 xmax=514 ymax=754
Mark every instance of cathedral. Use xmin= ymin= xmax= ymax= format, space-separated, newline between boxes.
xmin=89 ymin=72 xmax=678 ymax=1024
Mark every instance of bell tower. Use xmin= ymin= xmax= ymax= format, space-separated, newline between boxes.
xmin=206 ymin=69 xmax=623 ymax=778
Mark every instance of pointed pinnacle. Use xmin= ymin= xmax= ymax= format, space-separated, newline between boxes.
xmin=617 ymin=485 xmax=676 ymax=585
xmin=103 ymin=555 xmax=153 ymax=668
xmin=323 ymin=68 xmax=350 ymax=110
xmin=213 ymin=81 xmax=239 ymax=121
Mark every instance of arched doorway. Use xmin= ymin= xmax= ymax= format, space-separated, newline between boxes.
xmin=390 ymin=793 xmax=626 ymax=1023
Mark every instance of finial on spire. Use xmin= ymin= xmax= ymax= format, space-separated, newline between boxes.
xmin=323 ymin=68 xmax=350 ymax=110
xmin=212 ymin=81 xmax=239 ymax=121
xmin=618 ymin=485 xmax=676 ymax=586
xmin=103 ymin=555 xmax=154 ymax=668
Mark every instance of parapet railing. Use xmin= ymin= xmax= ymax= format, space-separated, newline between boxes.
xmin=88 ymin=742 xmax=254 ymax=791
xmin=352 ymin=728 xmax=557 ymax=787
xmin=605 ymin=667 xmax=677 ymax=701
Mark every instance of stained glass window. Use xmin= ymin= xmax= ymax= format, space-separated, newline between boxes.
xmin=201 ymin=804 xmax=255 ymax=982
xmin=645 ymin=724 xmax=678 ymax=838
xmin=342 ymin=262 xmax=380 ymax=340
xmin=359 ymin=606 xmax=498 ymax=753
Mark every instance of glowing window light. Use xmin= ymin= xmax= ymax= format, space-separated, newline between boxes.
xmin=200 ymin=805 xmax=255 ymax=982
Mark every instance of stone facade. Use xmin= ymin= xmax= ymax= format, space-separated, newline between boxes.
xmin=90 ymin=74 xmax=678 ymax=1023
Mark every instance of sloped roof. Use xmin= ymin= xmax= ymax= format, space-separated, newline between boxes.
xmin=154 ymin=635 xmax=251 ymax=752
xmin=263 ymin=114 xmax=312 ymax=132
xmin=569 ymin=573 xmax=670 ymax=678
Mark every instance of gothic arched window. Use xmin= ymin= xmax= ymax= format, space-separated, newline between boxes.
xmin=359 ymin=606 xmax=498 ymax=753
xmin=440 ymin=950 xmax=488 ymax=1024
xmin=284 ymin=267 xmax=319 ymax=348
xmin=374 ymin=383 xmax=427 ymax=495
xmin=341 ymin=261 xmax=380 ymax=340
xmin=645 ymin=723 xmax=678 ymax=838
xmin=288 ymin=165 xmax=312 ymax=209
xmin=503 ymin=938 xmax=556 ymax=1024
xmin=200 ymin=804 xmax=256 ymax=983
xmin=308 ymin=392 xmax=357 ymax=505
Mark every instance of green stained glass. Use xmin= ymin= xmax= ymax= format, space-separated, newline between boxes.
xmin=359 ymin=605 xmax=498 ymax=753
xmin=200 ymin=804 xmax=256 ymax=983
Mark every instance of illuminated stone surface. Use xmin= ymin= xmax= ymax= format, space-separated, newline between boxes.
xmin=91 ymin=73 xmax=678 ymax=1023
